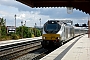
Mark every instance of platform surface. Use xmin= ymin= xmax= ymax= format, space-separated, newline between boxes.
xmin=61 ymin=34 xmax=90 ymax=60
xmin=0 ymin=36 xmax=42 ymax=47
xmin=40 ymin=34 xmax=90 ymax=60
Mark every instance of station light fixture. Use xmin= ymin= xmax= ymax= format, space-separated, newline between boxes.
xmin=67 ymin=7 xmax=73 ymax=14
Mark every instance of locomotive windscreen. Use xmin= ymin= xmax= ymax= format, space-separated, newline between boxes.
xmin=44 ymin=21 xmax=61 ymax=33
xmin=46 ymin=24 xmax=58 ymax=31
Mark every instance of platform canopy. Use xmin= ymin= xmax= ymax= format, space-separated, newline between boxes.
xmin=16 ymin=0 xmax=90 ymax=15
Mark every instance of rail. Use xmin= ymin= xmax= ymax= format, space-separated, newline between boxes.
xmin=0 ymin=38 xmax=42 ymax=60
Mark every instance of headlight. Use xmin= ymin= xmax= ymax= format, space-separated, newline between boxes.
xmin=56 ymin=37 xmax=60 ymax=39
xmin=43 ymin=37 xmax=45 ymax=39
xmin=57 ymin=37 xmax=60 ymax=39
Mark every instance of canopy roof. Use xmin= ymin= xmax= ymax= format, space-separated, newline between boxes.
xmin=16 ymin=0 xmax=90 ymax=14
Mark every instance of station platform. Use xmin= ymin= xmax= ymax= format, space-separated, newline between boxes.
xmin=40 ymin=34 xmax=90 ymax=60
xmin=0 ymin=36 xmax=42 ymax=47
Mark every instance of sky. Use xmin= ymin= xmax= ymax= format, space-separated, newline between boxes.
xmin=0 ymin=0 xmax=89 ymax=27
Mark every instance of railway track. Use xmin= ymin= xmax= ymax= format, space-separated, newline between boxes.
xmin=0 ymin=34 xmax=85 ymax=60
xmin=15 ymin=48 xmax=48 ymax=60
xmin=0 ymin=40 xmax=42 ymax=60
xmin=15 ymin=34 xmax=84 ymax=60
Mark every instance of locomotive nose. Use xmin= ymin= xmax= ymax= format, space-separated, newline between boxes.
xmin=42 ymin=34 xmax=61 ymax=40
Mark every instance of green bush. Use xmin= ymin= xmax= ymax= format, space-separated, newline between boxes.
xmin=11 ymin=34 xmax=19 ymax=40
xmin=36 ymin=29 xmax=41 ymax=37
xmin=0 ymin=36 xmax=11 ymax=41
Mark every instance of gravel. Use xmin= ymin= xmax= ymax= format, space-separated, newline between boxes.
xmin=15 ymin=53 xmax=40 ymax=60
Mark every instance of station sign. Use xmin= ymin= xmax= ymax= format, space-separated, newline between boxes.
xmin=7 ymin=26 xmax=16 ymax=33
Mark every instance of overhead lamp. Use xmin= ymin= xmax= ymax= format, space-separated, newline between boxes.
xmin=67 ymin=7 xmax=73 ymax=14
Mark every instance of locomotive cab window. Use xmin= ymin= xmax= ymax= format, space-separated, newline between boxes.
xmin=46 ymin=24 xmax=58 ymax=31
xmin=44 ymin=21 xmax=61 ymax=34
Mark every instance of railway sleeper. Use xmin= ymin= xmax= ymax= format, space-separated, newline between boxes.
xmin=0 ymin=42 xmax=41 ymax=57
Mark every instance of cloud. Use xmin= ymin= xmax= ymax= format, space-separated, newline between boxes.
xmin=0 ymin=0 xmax=89 ymax=18
xmin=0 ymin=0 xmax=89 ymax=27
xmin=0 ymin=10 xmax=50 ymax=27
xmin=0 ymin=0 xmax=29 ymax=11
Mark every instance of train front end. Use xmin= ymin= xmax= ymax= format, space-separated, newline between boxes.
xmin=42 ymin=20 xmax=62 ymax=48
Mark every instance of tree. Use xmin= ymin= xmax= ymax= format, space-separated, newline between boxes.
xmin=36 ymin=29 xmax=41 ymax=37
xmin=16 ymin=26 xmax=22 ymax=38
xmin=23 ymin=26 xmax=29 ymax=38
xmin=33 ymin=28 xmax=41 ymax=37
xmin=1 ymin=26 xmax=7 ymax=36
xmin=0 ymin=18 xmax=6 ymax=37
xmin=82 ymin=23 xmax=87 ymax=27
xmin=75 ymin=23 xmax=79 ymax=27
xmin=16 ymin=26 xmax=32 ymax=38
xmin=0 ymin=18 xmax=5 ymax=26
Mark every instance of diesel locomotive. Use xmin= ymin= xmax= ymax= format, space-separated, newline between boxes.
xmin=41 ymin=20 xmax=87 ymax=48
